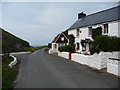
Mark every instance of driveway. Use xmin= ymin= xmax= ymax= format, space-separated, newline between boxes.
xmin=15 ymin=49 xmax=118 ymax=88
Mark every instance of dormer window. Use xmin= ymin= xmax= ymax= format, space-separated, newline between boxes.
xmin=103 ymin=24 xmax=108 ymax=33
xmin=77 ymin=29 xmax=79 ymax=37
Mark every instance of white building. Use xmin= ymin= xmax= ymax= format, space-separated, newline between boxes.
xmin=67 ymin=6 xmax=120 ymax=54
xmin=49 ymin=31 xmax=69 ymax=54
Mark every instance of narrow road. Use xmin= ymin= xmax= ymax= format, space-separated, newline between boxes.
xmin=15 ymin=49 xmax=118 ymax=88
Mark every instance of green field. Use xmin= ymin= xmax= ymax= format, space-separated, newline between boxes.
xmin=19 ymin=45 xmax=48 ymax=52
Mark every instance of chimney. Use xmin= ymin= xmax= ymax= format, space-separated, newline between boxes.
xmin=78 ymin=12 xmax=86 ymax=19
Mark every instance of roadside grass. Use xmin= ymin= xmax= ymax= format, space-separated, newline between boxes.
xmin=2 ymin=56 xmax=18 ymax=89
xmin=15 ymin=45 xmax=48 ymax=52
xmin=33 ymin=45 xmax=48 ymax=51
xmin=2 ymin=45 xmax=47 ymax=89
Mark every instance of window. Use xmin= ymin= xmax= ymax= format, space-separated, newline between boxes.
xmin=88 ymin=27 xmax=92 ymax=36
xmin=76 ymin=29 xmax=79 ymax=37
xmin=81 ymin=40 xmax=86 ymax=51
xmin=61 ymin=43 xmax=64 ymax=46
xmin=54 ymin=44 xmax=57 ymax=48
xmin=82 ymin=44 xmax=86 ymax=51
xmin=61 ymin=37 xmax=64 ymax=41
xmin=76 ymin=43 xmax=79 ymax=50
xmin=103 ymin=24 xmax=108 ymax=33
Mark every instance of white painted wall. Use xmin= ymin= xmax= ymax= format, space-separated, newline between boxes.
xmin=107 ymin=61 xmax=120 ymax=76
xmin=49 ymin=43 xmax=69 ymax=54
xmin=58 ymin=52 xmax=69 ymax=59
xmin=49 ymin=43 xmax=58 ymax=54
xmin=68 ymin=20 xmax=119 ymax=53
xmin=109 ymin=21 xmax=119 ymax=37
xmin=71 ymin=53 xmax=88 ymax=65
xmin=79 ymin=27 xmax=89 ymax=40
xmin=58 ymin=52 xmax=110 ymax=69
xmin=58 ymin=51 xmax=120 ymax=73
xmin=107 ymin=52 xmax=120 ymax=76
xmin=49 ymin=49 xmax=57 ymax=54
xmin=68 ymin=27 xmax=90 ymax=52
xmin=71 ymin=52 xmax=110 ymax=70
xmin=9 ymin=55 xmax=18 ymax=67
xmin=68 ymin=29 xmax=77 ymax=37
xmin=68 ymin=20 xmax=119 ymax=40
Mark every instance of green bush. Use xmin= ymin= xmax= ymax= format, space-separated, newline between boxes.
xmin=68 ymin=34 xmax=75 ymax=46
xmin=90 ymin=35 xmax=120 ymax=54
xmin=58 ymin=45 xmax=75 ymax=53
xmin=92 ymin=27 xmax=102 ymax=39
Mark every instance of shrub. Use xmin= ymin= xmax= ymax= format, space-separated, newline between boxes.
xmin=58 ymin=45 xmax=75 ymax=53
xmin=68 ymin=34 xmax=75 ymax=47
xmin=92 ymin=27 xmax=102 ymax=39
xmin=90 ymin=35 xmax=120 ymax=54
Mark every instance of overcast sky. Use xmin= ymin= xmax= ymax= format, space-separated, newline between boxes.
xmin=1 ymin=2 xmax=118 ymax=46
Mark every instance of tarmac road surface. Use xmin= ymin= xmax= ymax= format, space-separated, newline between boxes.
xmin=15 ymin=49 xmax=118 ymax=88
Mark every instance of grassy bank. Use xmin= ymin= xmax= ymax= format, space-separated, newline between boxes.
xmin=16 ymin=45 xmax=48 ymax=52
xmin=2 ymin=45 xmax=48 ymax=89
xmin=2 ymin=57 xmax=18 ymax=89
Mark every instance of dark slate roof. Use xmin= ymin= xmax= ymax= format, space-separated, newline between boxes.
xmin=68 ymin=6 xmax=120 ymax=30
xmin=51 ymin=30 xmax=68 ymax=43
xmin=52 ymin=34 xmax=60 ymax=43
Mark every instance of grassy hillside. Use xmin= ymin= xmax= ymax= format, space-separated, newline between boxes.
xmin=0 ymin=28 xmax=30 ymax=53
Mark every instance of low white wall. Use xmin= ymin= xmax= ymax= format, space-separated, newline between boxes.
xmin=107 ymin=52 xmax=120 ymax=76
xmin=71 ymin=53 xmax=88 ymax=65
xmin=49 ymin=49 xmax=57 ymax=54
xmin=58 ymin=51 xmax=120 ymax=76
xmin=107 ymin=62 xmax=120 ymax=76
xmin=58 ymin=52 xmax=119 ymax=69
xmin=9 ymin=55 xmax=18 ymax=67
xmin=72 ymin=53 xmax=105 ymax=69
xmin=58 ymin=52 xmax=69 ymax=59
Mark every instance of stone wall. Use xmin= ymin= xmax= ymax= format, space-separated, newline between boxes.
xmin=107 ymin=52 xmax=120 ymax=76
xmin=49 ymin=49 xmax=58 ymax=54
xmin=58 ymin=51 xmax=120 ymax=74
xmin=71 ymin=52 xmax=110 ymax=70
xmin=58 ymin=52 xmax=69 ymax=59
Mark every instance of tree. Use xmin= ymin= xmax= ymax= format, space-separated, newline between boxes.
xmin=68 ymin=34 xmax=75 ymax=46
xmin=92 ymin=27 xmax=102 ymax=39
xmin=68 ymin=34 xmax=75 ymax=51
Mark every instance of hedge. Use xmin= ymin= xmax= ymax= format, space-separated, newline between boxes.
xmin=90 ymin=35 xmax=120 ymax=54
xmin=92 ymin=27 xmax=102 ymax=39
xmin=58 ymin=45 xmax=75 ymax=53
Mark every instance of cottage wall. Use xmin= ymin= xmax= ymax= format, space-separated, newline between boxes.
xmin=109 ymin=21 xmax=119 ymax=37
xmin=79 ymin=27 xmax=89 ymax=39
xmin=58 ymin=51 xmax=120 ymax=76
xmin=49 ymin=43 xmax=58 ymax=54
xmin=68 ymin=29 xmax=77 ymax=37
xmin=68 ymin=20 xmax=119 ymax=53
xmin=68 ymin=27 xmax=90 ymax=52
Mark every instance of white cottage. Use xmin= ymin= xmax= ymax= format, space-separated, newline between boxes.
xmin=67 ymin=6 xmax=120 ymax=54
xmin=49 ymin=31 xmax=69 ymax=54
